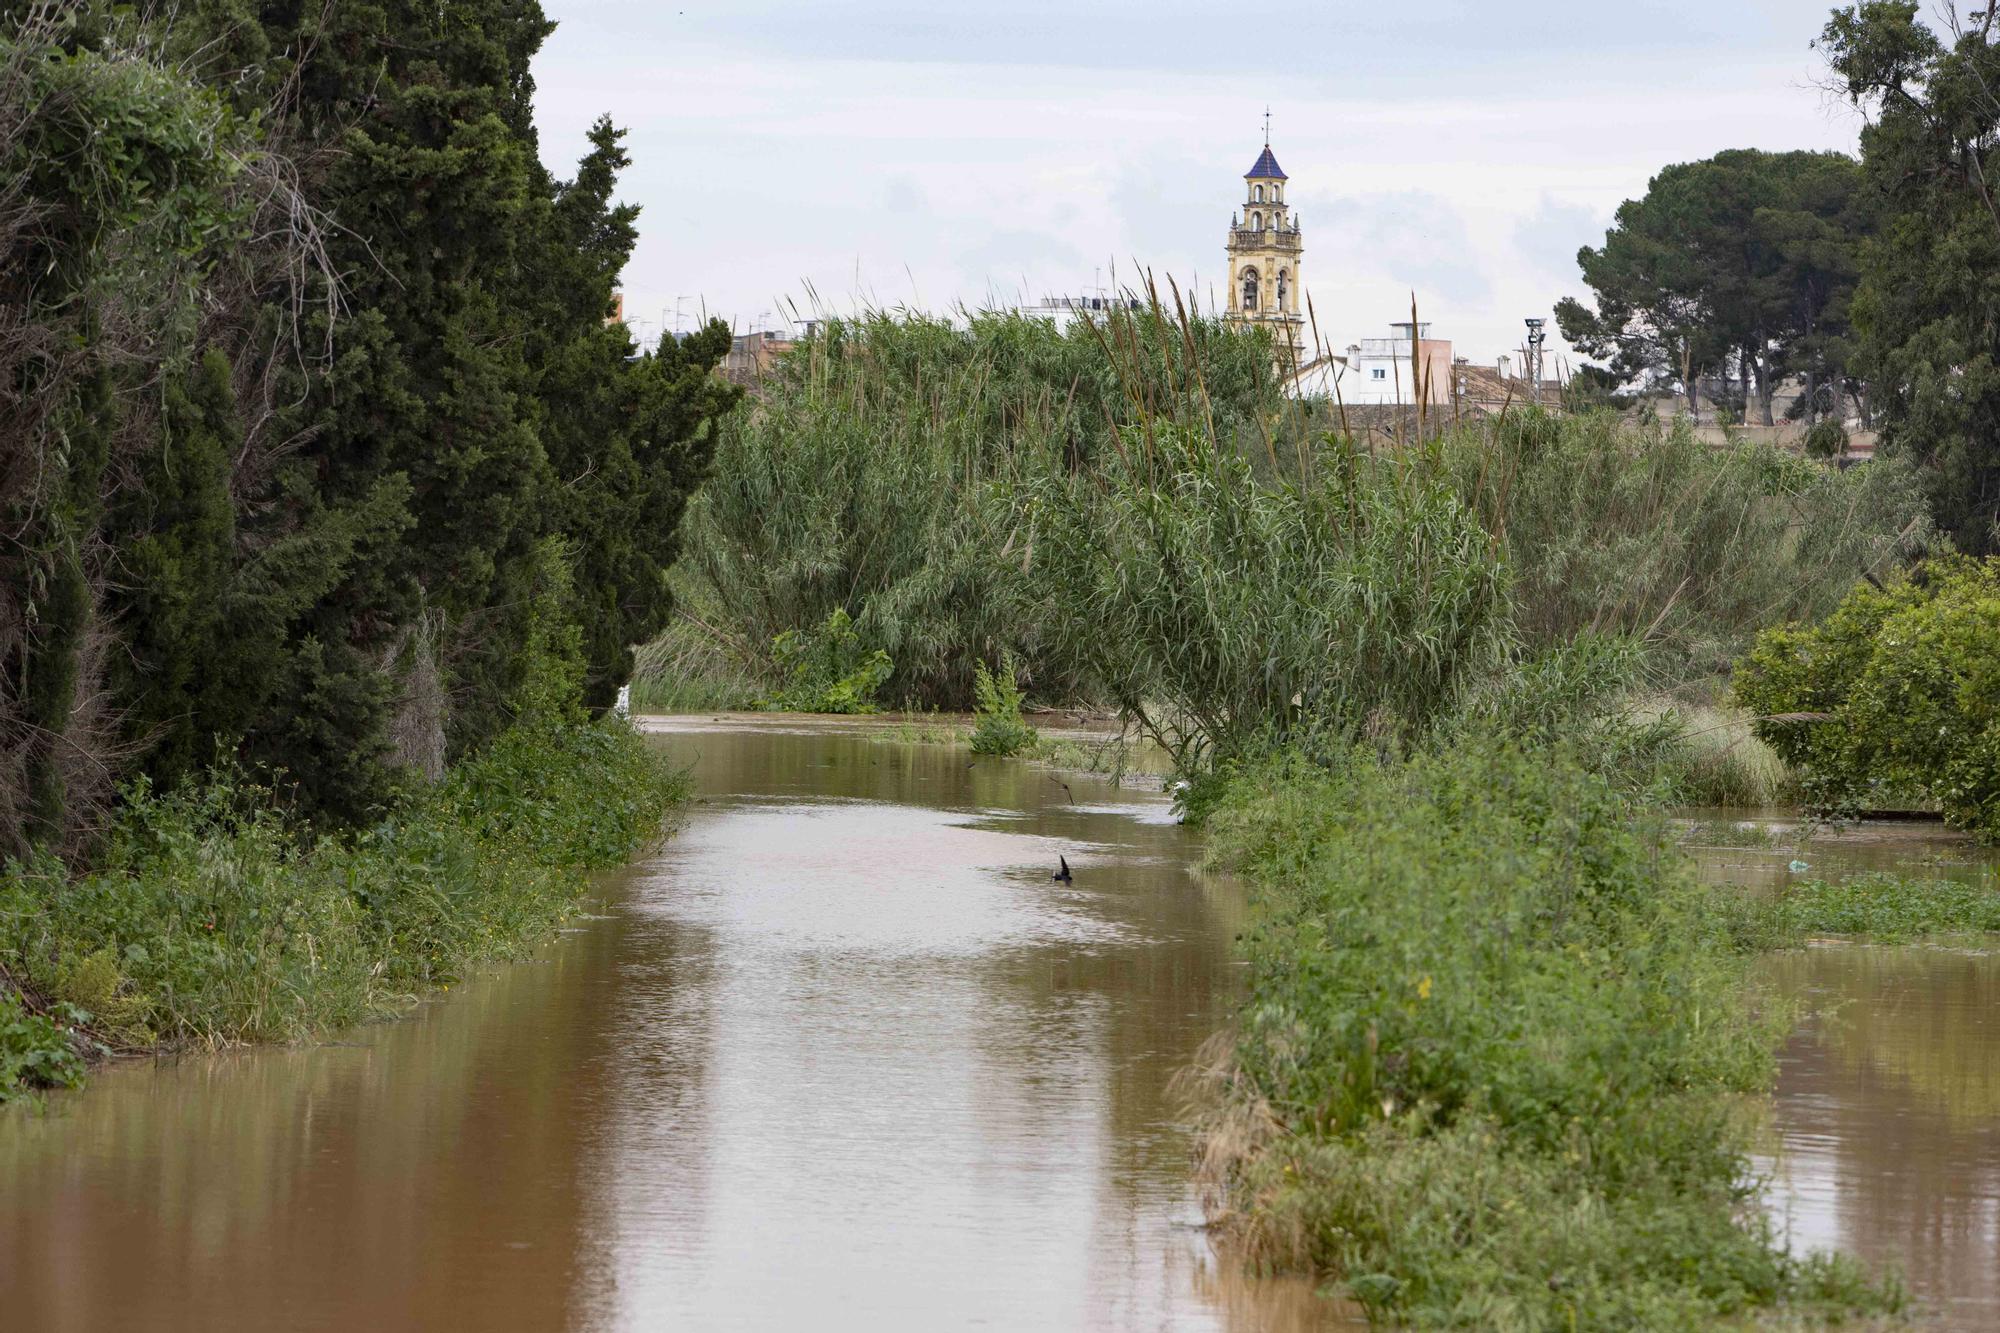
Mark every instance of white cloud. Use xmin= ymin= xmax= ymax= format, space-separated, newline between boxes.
xmin=533 ymin=2 xmax=1864 ymax=362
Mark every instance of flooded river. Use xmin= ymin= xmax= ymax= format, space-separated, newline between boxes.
xmin=1688 ymin=815 xmax=2000 ymax=1330
xmin=0 ymin=719 xmax=1338 ymax=1332
xmin=7 ymin=725 xmax=1999 ymax=1330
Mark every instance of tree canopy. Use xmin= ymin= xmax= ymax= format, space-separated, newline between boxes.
xmin=1557 ymin=148 xmax=1868 ymax=424
xmin=0 ymin=2 xmax=738 ymax=852
xmin=1822 ymin=1 xmax=2000 ymax=553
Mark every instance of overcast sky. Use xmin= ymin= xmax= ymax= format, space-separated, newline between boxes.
xmin=532 ymin=1 xmax=1878 ymax=365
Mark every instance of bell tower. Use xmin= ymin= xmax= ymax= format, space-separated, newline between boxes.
xmin=1225 ymin=116 xmax=1305 ymax=367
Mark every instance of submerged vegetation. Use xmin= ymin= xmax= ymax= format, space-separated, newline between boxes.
xmin=0 ymin=714 xmax=682 ymax=1095
xmin=969 ymin=656 xmax=1039 ymax=757
xmin=1199 ymin=744 xmax=1902 ymax=1328
xmin=1736 ymin=873 xmax=2000 ymax=946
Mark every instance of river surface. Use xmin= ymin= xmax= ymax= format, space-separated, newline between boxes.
xmin=0 ymin=718 xmax=1340 ymax=1332
xmin=8 ymin=725 xmax=2000 ymax=1330
xmin=1686 ymin=814 xmax=2000 ymax=1330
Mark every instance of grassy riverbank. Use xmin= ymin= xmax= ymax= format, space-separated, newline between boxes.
xmin=0 ymin=718 xmax=685 ymax=1102
xmin=1196 ymin=743 xmax=1905 ymax=1329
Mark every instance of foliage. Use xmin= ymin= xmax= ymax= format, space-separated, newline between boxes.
xmin=761 ymin=609 xmax=894 ymax=714
xmin=1733 ymin=873 xmax=2000 ymax=947
xmin=1196 ymin=742 xmax=1901 ymax=1327
xmin=969 ymin=654 xmax=1038 ymax=756
xmin=669 ymin=307 xmax=1280 ymax=711
xmin=1017 ymin=425 xmax=1511 ymax=776
xmin=1443 ymin=409 xmax=1932 ymax=678
xmin=0 ymin=718 xmax=685 ymax=1055
xmin=1556 ymin=149 xmax=1868 ymax=420
xmin=0 ymin=9 xmax=248 ymax=852
xmin=1822 ymin=2 xmax=2000 ymax=553
xmin=0 ymin=1 xmax=735 ymax=851
xmin=1734 ymin=555 xmax=2000 ymax=839
xmin=0 ymin=989 xmax=86 ymax=1103
xmin=1805 ymin=418 xmax=1850 ymax=460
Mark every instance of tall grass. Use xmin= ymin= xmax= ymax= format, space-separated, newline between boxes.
xmin=656 ymin=300 xmax=1929 ymax=803
xmin=1016 ymin=423 xmax=1510 ymax=774
xmin=1445 ymin=409 xmax=1933 ymax=677
xmin=1195 ymin=741 xmax=1902 ymax=1327
xmin=0 ymin=718 xmax=685 ymax=1056
xmin=658 ymin=305 xmax=1282 ymax=711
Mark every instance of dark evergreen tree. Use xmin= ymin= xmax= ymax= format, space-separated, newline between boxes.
xmin=1 ymin=1 xmax=738 ymax=848
xmin=1823 ymin=2 xmax=2000 ymax=553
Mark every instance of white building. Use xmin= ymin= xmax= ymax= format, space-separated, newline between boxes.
xmin=999 ymin=292 xmax=1145 ymax=335
xmin=1285 ymin=322 xmax=1456 ymax=406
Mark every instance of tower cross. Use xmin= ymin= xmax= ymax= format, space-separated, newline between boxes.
xmin=1263 ymin=106 xmax=1271 ymax=144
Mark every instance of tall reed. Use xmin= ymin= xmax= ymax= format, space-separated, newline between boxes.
xmin=664 ymin=305 xmax=1282 ymax=709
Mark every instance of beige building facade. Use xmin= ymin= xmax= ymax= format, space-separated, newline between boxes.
xmin=1225 ymin=142 xmax=1304 ymax=366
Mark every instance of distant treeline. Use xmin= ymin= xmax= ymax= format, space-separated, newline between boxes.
xmin=1562 ymin=2 xmax=2000 ymax=555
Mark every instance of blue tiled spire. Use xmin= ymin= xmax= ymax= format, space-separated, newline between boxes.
xmin=1245 ymin=145 xmax=1286 ymax=180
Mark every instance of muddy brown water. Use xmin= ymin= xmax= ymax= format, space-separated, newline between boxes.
xmin=0 ymin=718 xmax=1345 ymax=1332
xmin=8 ymin=727 xmax=1999 ymax=1331
xmin=1688 ymin=815 xmax=2000 ymax=1330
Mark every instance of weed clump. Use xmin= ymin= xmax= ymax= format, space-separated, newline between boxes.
xmin=969 ymin=655 xmax=1038 ymax=756
xmin=0 ymin=989 xmax=86 ymax=1103
xmin=760 ymin=608 xmax=894 ymax=714
xmin=1196 ymin=742 xmax=1902 ymax=1327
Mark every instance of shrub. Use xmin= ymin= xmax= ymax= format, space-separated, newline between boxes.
xmin=1734 ymin=555 xmax=2000 ymax=839
xmin=1805 ymin=418 xmax=1851 ymax=459
xmin=1196 ymin=742 xmax=1898 ymax=1326
xmin=969 ymin=653 xmax=1038 ymax=756
xmin=760 ymin=608 xmax=894 ymax=714
xmin=0 ymin=988 xmax=86 ymax=1102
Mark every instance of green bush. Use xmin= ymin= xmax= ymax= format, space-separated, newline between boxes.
xmin=0 ymin=988 xmax=86 ymax=1103
xmin=1734 ymin=555 xmax=2000 ymax=839
xmin=1197 ymin=742 xmax=1898 ymax=1326
xmin=1805 ymin=418 xmax=1850 ymax=459
xmin=760 ymin=608 xmax=894 ymax=714
xmin=0 ymin=718 xmax=686 ymax=1054
xmin=969 ymin=654 xmax=1038 ymax=756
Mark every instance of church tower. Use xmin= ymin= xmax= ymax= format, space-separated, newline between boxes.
xmin=1225 ymin=127 xmax=1304 ymax=367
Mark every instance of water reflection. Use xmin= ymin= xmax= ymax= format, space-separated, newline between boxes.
xmin=1758 ymin=946 xmax=2000 ymax=1330
xmin=1682 ymin=806 xmax=2000 ymax=1333
xmin=1681 ymin=810 xmax=1997 ymax=893
xmin=0 ymin=719 xmax=1342 ymax=1332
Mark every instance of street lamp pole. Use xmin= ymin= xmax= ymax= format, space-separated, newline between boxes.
xmin=1524 ymin=317 xmax=1547 ymax=406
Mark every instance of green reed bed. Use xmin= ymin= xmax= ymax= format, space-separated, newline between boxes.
xmin=0 ymin=718 xmax=685 ymax=1099
xmin=1735 ymin=873 xmax=2000 ymax=946
xmin=1195 ymin=742 xmax=1902 ymax=1330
